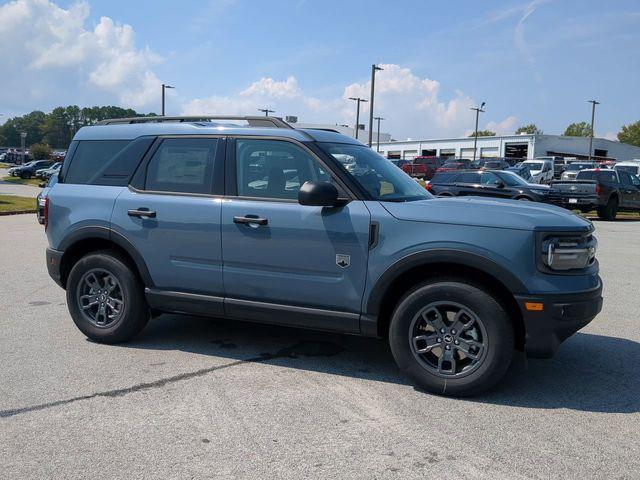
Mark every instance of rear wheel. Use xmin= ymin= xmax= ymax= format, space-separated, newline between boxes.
xmin=389 ymin=279 xmax=514 ymax=396
xmin=66 ymin=251 xmax=149 ymax=343
xmin=597 ymin=196 xmax=618 ymax=221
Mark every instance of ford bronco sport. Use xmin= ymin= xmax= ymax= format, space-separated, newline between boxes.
xmin=44 ymin=116 xmax=603 ymax=396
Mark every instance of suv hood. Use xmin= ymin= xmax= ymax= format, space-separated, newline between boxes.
xmin=381 ymin=197 xmax=592 ymax=232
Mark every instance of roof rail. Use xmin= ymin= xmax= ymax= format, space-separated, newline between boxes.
xmin=96 ymin=115 xmax=293 ymax=129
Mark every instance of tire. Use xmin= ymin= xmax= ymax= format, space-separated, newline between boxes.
xmin=66 ymin=250 xmax=149 ymax=343
xmin=597 ymin=196 xmax=618 ymax=221
xmin=389 ymin=278 xmax=514 ymax=397
xmin=516 ymin=196 xmax=532 ymax=201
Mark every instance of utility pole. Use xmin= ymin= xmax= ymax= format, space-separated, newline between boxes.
xmin=349 ymin=97 xmax=368 ymax=140
xmin=258 ymin=108 xmax=275 ymax=116
xmin=588 ymin=100 xmax=600 ymax=162
xmin=20 ymin=132 xmax=27 ymax=165
xmin=470 ymin=102 xmax=486 ymax=162
xmin=368 ymin=64 xmax=383 ymax=147
xmin=161 ymin=84 xmax=175 ymax=116
xmin=374 ymin=116 xmax=385 ymax=152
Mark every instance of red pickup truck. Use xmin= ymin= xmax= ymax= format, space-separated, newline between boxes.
xmin=401 ymin=156 xmax=446 ymax=179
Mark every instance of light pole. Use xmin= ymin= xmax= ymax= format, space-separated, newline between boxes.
xmin=349 ymin=97 xmax=368 ymax=140
xmin=258 ymin=108 xmax=275 ymax=117
xmin=470 ymin=102 xmax=486 ymax=162
xmin=368 ymin=64 xmax=383 ymax=147
xmin=588 ymin=100 xmax=600 ymax=162
xmin=20 ymin=132 xmax=27 ymax=165
xmin=161 ymin=84 xmax=175 ymax=116
xmin=374 ymin=116 xmax=385 ymax=152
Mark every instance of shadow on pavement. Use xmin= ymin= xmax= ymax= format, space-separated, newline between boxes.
xmin=125 ymin=314 xmax=640 ymax=414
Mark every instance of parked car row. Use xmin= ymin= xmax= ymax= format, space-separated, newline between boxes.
xmin=35 ymin=162 xmax=62 ymax=180
xmin=7 ymin=160 xmax=55 ymax=178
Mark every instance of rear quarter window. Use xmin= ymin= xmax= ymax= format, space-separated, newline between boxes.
xmin=64 ymin=140 xmax=131 ymax=184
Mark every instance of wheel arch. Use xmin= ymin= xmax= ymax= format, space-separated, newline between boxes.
xmin=58 ymin=227 xmax=154 ymax=289
xmin=365 ymin=250 xmax=527 ymax=350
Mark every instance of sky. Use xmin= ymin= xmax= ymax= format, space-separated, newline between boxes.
xmin=0 ymin=0 xmax=639 ymax=140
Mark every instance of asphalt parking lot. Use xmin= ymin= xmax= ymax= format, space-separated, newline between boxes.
xmin=1 ymin=213 xmax=639 ymax=479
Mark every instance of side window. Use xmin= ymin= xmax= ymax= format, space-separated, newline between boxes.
xmin=619 ymin=171 xmax=632 ymax=187
xmin=458 ymin=172 xmax=480 ymax=184
xmin=480 ymin=172 xmax=500 ymax=184
xmin=64 ymin=140 xmax=130 ymax=184
xmin=144 ymin=138 xmax=217 ymax=194
xmin=631 ymin=175 xmax=640 ymax=187
xmin=236 ymin=139 xmax=329 ymax=200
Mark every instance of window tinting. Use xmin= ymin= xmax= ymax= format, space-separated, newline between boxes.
xmin=65 ymin=140 xmax=130 ymax=184
xmin=236 ymin=139 xmax=331 ymax=200
xmin=458 ymin=172 xmax=481 ymax=183
xmin=619 ymin=171 xmax=633 ymax=186
xmin=431 ymin=172 xmax=457 ymax=184
xmin=577 ymin=170 xmax=617 ymax=182
xmin=145 ymin=138 xmax=217 ymax=194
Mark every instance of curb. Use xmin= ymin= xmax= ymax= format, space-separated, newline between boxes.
xmin=0 ymin=210 xmax=37 ymax=216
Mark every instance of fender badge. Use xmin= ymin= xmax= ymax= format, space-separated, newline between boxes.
xmin=336 ymin=254 xmax=351 ymax=268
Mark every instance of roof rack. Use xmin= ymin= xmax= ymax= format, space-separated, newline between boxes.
xmin=96 ymin=115 xmax=293 ymax=129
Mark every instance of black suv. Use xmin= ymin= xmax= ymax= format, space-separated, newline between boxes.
xmin=427 ymin=169 xmax=555 ymax=203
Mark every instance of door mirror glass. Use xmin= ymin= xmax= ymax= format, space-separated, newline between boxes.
xmin=298 ymin=181 xmax=342 ymax=207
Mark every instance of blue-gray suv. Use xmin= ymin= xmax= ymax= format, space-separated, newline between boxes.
xmin=44 ymin=116 xmax=603 ymax=396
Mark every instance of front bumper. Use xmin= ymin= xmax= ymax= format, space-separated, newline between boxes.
xmin=46 ymin=247 xmax=64 ymax=288
xmin=515 ymin=280 xmax=603 ymax=358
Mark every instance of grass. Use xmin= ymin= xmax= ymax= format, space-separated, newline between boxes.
xmin=0 ymin=162 xmax=11 ymax=168
xmin=0 ymin=195 xmax=37 ymax=215
xmin=1 ymin=175 xmax=42 ymax=187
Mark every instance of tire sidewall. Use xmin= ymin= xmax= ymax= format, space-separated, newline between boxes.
xmin=389 ymin=280 xmax=513 ymax=396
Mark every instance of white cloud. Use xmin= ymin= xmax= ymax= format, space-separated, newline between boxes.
xmin=183 ymin=63 xmax=516 ymax=140
xmin=0 ymin=0 xmax=162 ymax=110
xmin=514 ymin=0 xmax=549 ymax=83
xmin=603 ymin=132 xmax=619 ymax=141
xmin=485 ymin=116 xmax=519 ymax=135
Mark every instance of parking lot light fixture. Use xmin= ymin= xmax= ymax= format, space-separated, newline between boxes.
xmin=349 ymin=97 xmax=368 ymax=140
xmin=161 ymin=84 xmax=175 ymax=116
xmin=588 ymin=100 xmax=600 ymax=162
xmin=470 ymin=101 xmax=486 ymax=162
xmin=368 ymin=64 xmax=384 ymax=147
xmin=374 ymin=116 xmax=385 ymax=152
xmin=258 ymin=108 xmax=276 ymax=117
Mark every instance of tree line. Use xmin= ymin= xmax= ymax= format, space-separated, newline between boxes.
xmin=0 ymin=106 xmax=156 ymax=149
xmin=2 ymin=105 xmax=639 ymax=149
xmin=470 ymin=121 xmax=640 ymax=146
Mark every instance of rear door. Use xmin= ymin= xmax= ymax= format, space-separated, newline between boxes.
xmin=220 ymin=137 xmax=370 ymax=332
xmin=111 ymin=136 xmax=225 ymax=303
xmin=454 ymin=172 xmax=482 ymax=196
xmin=618 ymin=171 xmax=640 ymax=208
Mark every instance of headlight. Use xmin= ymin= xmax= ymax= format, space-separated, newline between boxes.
xmin=531 ymin=189 xmax=549 ymax=195
xmin=540 ymin=233 xmax=597 ymax=271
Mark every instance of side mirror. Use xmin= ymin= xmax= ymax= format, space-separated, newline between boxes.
xmin=298 ymin=181 xmax=343 ymax=207
xmin=494 ymin=180 xmax=505 ymax=188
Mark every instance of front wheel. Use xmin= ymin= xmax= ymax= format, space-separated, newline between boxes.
xmin=66 ymin=251 xmax=150 ymax=343
xmin=389 ymin=279 xmax=514 ymax=396
xmin=597 ymin=197 xmax=618 ymax=221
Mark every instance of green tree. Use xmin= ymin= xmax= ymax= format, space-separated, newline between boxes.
xmin=29 ymin=142 xmax=53 ymax=160
xmin=563 ymin=122 xmax=591 ymax=137
xmin=617 ymin=121 xmax=640 ymax=147
xmin=468 ymin=130 xmax=496 ymax=137
xmin=515 ymin=124 xmax=542 ymax=135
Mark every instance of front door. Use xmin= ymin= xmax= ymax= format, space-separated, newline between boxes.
xmin=111 ymin=137 xmax=225 ymax=299
xmin=221 ymin=138 xmax=371 ymax=333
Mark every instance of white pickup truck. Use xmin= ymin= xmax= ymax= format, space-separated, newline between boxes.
xmin=521 ymin=159 xmax=554 ymax=184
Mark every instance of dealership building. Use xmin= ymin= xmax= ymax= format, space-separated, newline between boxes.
xmin=376 ymin=133 xmax=640 ymax=161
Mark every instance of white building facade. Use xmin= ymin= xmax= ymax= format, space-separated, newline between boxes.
xmin=377 ymin=134 xmax=640 ymax=161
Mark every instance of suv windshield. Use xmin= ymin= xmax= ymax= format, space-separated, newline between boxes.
xmin=524 ymin=162 xmax=544 ymax=171
xmin=566 ymin=163 xmax=594 ymax=171
xmin=319 ymin=143 xmax=432 ymax=202
xmin=495 ymin=170 xmax=529 ymax=186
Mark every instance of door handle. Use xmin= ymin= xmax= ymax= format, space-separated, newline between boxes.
xmin=128 ymin=208 xmax=156 ymax=219
xmin=233 ymin=215 xmax=268 ymax=226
